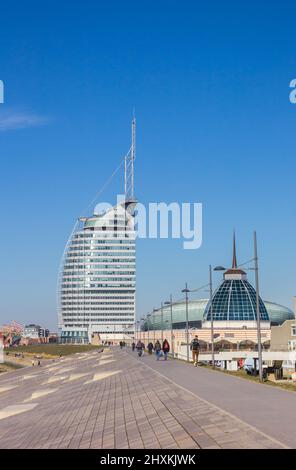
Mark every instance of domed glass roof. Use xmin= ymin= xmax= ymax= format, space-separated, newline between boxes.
xmin=204 ymin=278 xmax=269 ymax=321
xmin=204 ymin=233 xmax=269 ymax=322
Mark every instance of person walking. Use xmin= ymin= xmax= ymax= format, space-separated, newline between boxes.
xmin=136 ymin=340 xmax=143 ymax=357
xmin=141 ymin=341 xmax=145 ymax=356
xmin=190 ymin=335 xmax=200 ymax=367
xmin=162 ymin=339 xmax=170 ymax=360
xmin=154 ymin=340 xmax=162 ymax=360
xmin=147 ymin=342 xmax=154 ymax=355
xmin=132 ymin=342 xmax=136 ymax=351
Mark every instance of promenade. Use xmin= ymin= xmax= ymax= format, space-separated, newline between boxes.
xmin=0 ymin=347 xmax=294 ymax=449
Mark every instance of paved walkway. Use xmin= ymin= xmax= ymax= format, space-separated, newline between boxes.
xmin=130 ymin=349 xmax=296 ymax=448
xmin=0 ymin=348 xmax=291 ymax=449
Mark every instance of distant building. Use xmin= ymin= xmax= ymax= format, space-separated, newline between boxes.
xmin=0 ymin=321 xmax=23 ymax=347
xmin=48 ymin=333 xmax=58 ymax=343
xmin=203 ymin=234 xmax=270 ymax=329
xmin=142 ymin=234 xmax=294 ymax=348
xmin=23 ymin=324 xmax=49 ymax=339
xmin=271 ymin=320 xmax=296 ymax=352
xmin=144 ymin=299 xmax=293 ymax=331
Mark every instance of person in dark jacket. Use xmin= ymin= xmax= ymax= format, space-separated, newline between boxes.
xmin=162 ymin=339 xmax=170 ymax=360
xmin=132 ymin=342 xmax=136 ymax=351
xmin=136 ymin=341 xmax=143 ymax=356
xmin=147 ymin=342 xmax=154 ymax=354
xmin=190 ymin=335 xmax=200 ymax=366
xmin=154 ymin=340 xmax=162 ymax=360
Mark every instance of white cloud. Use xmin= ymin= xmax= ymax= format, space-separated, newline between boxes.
xmin=0 ymin=110 xmax=49 ymax=131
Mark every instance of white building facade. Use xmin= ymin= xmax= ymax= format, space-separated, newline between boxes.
xmin=58 ymin=201 xmax=136 ymax=343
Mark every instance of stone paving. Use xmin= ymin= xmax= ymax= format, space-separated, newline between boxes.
xmin=0 ymin=348 xmax=286 ymax=449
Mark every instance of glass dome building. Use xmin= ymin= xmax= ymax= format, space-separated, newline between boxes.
xmin=142 ymin=235 xmax=294 ymax=331
xmin=203 ymin=234 xmax=269 ymax=328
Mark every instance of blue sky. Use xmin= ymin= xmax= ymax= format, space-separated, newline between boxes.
xmin=1 ymin=1 xmax=296 ymax=330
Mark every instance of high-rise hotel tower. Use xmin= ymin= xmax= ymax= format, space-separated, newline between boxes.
xmin=58 ymin=119 xmax=136 ymax=343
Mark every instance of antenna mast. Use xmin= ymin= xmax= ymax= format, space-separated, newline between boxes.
xmin=125 ymin=114 xmax=136 ymax=201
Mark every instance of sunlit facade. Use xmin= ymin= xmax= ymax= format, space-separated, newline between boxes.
xmin=58 ymin=201 xmax=136 ymax=343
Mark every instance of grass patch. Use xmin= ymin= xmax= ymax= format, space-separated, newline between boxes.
xmin=6 ymin=344 xmax=104 ymax=359
xmin=200 ymin=363 xmax=296 ymax=392
xmin=0 ymin=361 xmax=24 ymax=374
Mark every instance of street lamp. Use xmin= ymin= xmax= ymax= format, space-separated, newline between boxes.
xmin=136 ymin=320 xmax=140 ymax=342
xmin=165 ymin=320 xmax=169 ymax=343
xmin=147 ymin=314 xmax=151 ymax=344
xmin=211 ymin=265 xmax=226 ymax=369
xmin=182 ymin=283 xmax=190 ymax=362
xmin=153 ymin=308 xmax=158 ymax=343
xmin=140 ymin=316 xmax=145 ymax=344
xmin=253 ymin=231 xmax=263 ymax=382
xmin=164 ymin=294 xmax=174 ymax=357
xmin=160 ymin=302 xmax=164 ymax=343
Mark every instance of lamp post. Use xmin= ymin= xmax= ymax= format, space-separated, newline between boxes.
xmin=140 ymin=316 xmax=145 ymax=344
xmin=165 ymin=320 xmax=169 ymax=343
xmin=136 ymin=320 xmax=140 ymax=342
xmin=164 ymin=294 xmax=174 ymax=357
xmin=153 ymin=308 xmax=157 ymax=343
xmin=209 ymin=265 xmax=214 ymax=369
xmin=209 ymin=265 xmax=227 ymax=369
xmin=254 ymin=231 xmax=263 ymax=382
xmin=147 ymin=314 xmax=151 ymax=344
xmin=161 ymin=302 xmax=164 ymax=343
xmin=182 ymin=283 xmax=190 ymax=362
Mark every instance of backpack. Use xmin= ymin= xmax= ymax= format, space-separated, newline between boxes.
xmin=191 ymin=339 xmax=200 ymax=351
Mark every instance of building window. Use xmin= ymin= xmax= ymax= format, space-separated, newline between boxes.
xmin=288 ymin=340 xmax=296 ymax=351
xmin=291 ymin=325 xmax=296 ymax=337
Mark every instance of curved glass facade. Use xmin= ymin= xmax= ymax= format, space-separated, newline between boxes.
xmin=142 ymin=298 xmax=293 ymax=330
xmin=58 ymin=202 xmax=136 ymax=343
xmin=264 ymin=301 xmax=294 ymax=325
xmin=143 ymin=300 xmax=208 ymax=331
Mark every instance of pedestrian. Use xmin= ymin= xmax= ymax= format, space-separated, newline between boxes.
xmin=132 ymin=341 xmax=136 ymax=351
xmin=136 ymin=340 xmax=143 ymax=357
xmin=190 ymin=335 xmax=200 ymax=367
xmin=154 ymin=340 xmax=162 ymax=360
xmin=147 ymin=342 xmax=154 ymax=354
xmin=162 ymin=339 xmax=170 ymax=360
xmin=120 ymin=341 xmax=123 ymax=349
xmin=141 ymin=342 xmax=145 ymax=356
